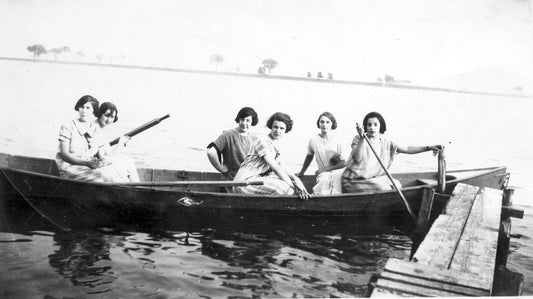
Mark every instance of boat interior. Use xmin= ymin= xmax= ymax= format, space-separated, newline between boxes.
xmin=0 ymin=152 xmax=466 ymax=194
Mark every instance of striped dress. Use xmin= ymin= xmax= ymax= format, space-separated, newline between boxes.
xmin=233 ymin=136 xmax=294 ymax=195
xmin=55 ymin=119 xmax=138 ymax=183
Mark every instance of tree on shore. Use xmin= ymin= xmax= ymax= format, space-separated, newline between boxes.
xmin=261 ymin=58 xmax=278 ymax=74
xmin=209 ymin=54 xmax=224 ymax=69
xmin=27 ymin=44 xmax=47 ymax=58
xmin=47 ymin=46 xmax=70 ymax=60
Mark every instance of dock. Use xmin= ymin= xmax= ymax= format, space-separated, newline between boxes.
xmin=369 ymin=183 xmax=524 ymax=297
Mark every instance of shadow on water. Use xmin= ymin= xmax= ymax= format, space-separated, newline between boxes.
xmin=1 ymin=194 xmax=413 ymax=297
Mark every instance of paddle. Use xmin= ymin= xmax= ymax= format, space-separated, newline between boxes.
xmin=109 ymin=114 xmax=170 ymax=146
xmin=358 ymin=126 xmax=417 ymax=223
xmin=114 ymin=180 xmax=264 ymax=187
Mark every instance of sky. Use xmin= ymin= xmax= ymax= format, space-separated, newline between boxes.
xmin=1 ymin=0 xmax=532 ymax=93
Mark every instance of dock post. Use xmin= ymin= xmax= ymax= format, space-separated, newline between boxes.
xmin=497 ymin=188 xmax=515 ymax=267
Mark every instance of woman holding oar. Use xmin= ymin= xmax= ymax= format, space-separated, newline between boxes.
xmin=341 ymin=111 xmax=443 ymax=193
xmin=233 ymin=112 xmax=310 ymax=200
xmin=92 ymin=101 xmax=140 ymax=182
xmin=56 ymin=96 xmax=139 ymax=183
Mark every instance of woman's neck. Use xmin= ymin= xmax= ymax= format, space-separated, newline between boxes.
xmin=319 ymin=131 xmax=330 ymax=139
xmin=235 ymin=127 xmax=248 ymax=135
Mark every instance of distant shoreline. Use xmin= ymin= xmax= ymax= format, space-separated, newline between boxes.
xmin=1 ymin=56 xmax=528 ymax=98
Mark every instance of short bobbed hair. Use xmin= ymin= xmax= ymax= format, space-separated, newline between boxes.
xmin=74 ymin=95 xmax=99 ymax=116
xmin=96 ymin=102 xmax=119 ymax=123
xmin=363 ymin=111 xmax=387 ymax=134
xmin=316 ymin=111 xmax=337 ymax=130
xmin=235 ymin=107 xmax=258 ymax=126
xmin=266 ymin=112 xmax=293 ymax=133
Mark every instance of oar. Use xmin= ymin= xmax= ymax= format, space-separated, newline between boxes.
xmin=114 ymin=180 xmax=264 ymax=187
xmin=109 ymin=114 xmax=170 ymax=146
xmin=360 ymin=132 xmax=417 ymax=223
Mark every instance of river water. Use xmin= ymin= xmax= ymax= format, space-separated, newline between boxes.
xmin=0 ymin=59 xmax=532 ymax=297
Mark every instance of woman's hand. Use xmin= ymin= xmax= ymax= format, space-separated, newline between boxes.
xmin=356 ymin=123 xmax=364 ymax=138
xmin=85 ymin=157 xmax=101 ymax=169
xmin=428 ymin=145 xmax=444 ymax=155
xmin=117 ymin=135 xmax=131 ymax=147
xmin=292 ymin=178 xmax=310 ymax=201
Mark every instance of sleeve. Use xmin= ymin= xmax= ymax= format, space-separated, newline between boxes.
xmin=58 ymin=121 xmax=72 ymax=142
xmin=208 ymin=130 xmax=229 ymax=153
xmin=255 ymin=138 xmax=276 ymax=159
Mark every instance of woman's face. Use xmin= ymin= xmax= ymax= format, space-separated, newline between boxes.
xmin=237 ymin=116 xmax=253 ymax=133
xmin=365 ymin=117 xmax=381 ymax=137
xmin=78 ymin=102 xmax=95 ymax=122
xmin=269 ymin=120 xmax=287 ymax=140
xmin=98 ymin=109 xmax=117 ymax=128
xmin=318 ymin=115 xmax=333 ymax=133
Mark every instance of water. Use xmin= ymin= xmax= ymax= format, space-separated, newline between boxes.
xmin=1 ymin=59 xmax=532 ymax=297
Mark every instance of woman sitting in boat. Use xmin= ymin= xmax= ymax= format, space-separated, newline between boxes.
xmin=207 ymin=107 xmax=258 ymax=179
xmin=92 ymin=101 xmax=140 ymax=182
xmin=296 ymin=112 xmax=346 ymax=195
xmin=341 ymin=111 xmax=443 ymax=193
xmin=56 ymin=96 xmax=137 ymax=183
xmin=233 ymin=112 xmax=310 ymax=200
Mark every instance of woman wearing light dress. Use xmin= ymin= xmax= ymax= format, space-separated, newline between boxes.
xmin=296 ymin=112 xmax=346 ymax=195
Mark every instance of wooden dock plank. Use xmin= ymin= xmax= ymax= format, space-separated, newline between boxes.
xmin=374 ymin=278 xmax=465 ymax=297
xmin=412 ymin=184 xmax=480 ymax=268
xmin=383 ymin=258 xmax=489 ymax=292
xmin=379 ymin=271 xmax=487 ymax=296
xmin=448 ymin=187 xmax=502 ymax=291
xmin=370 ymin=184 xmax=504 ymax=297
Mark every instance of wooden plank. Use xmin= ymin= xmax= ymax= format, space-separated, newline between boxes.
xmin=501 ymin=205 xmax=524 ymax=219
xmin=412 ymin=184 xmax=480 ymax=267
xmin=448 ymin=187 xmax=502 ymax=292
xmin=374 ymin=278 xmax=463 ymax=297
xmin=383 ymin=258 xmax=489 ymax=293
xmin=379 ymin=271 xmax=487 ymax=296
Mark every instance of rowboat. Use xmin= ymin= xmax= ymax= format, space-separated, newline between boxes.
xmin=0 ymin=152 xmax=509 ymax=230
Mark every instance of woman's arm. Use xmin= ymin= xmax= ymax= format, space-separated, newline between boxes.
xmin=296 ymin=154 xmax=314 ymax=177
xmin=350 ymin=137 xmax=365 ymax=163
xmin=397 ymin=144 xmax=444 ymax=154
xmin=349 ymin=123 xmax=366 ymax=163
xmin=206 ymin=146 xmax=229 ymax=174
xmin=318 ymin=159 xmax=346 ymax=175
xmin=264 ymin=155 xmax=310 ymax=200
xmin=59 ymin=140 xmax=99 ymax=168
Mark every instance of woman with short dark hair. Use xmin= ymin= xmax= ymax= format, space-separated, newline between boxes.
xmin=233 ymin=112 xmax=310 ymax=200
xmin=341 ymin=111 xmax=443 ymax=193
xmin=207 ymin=107 xmax=259 ymax=179
xmin=93 ymin=102 xmax=140 ymax=182
xmin=56 ymin=95 xmax=104 ymax=180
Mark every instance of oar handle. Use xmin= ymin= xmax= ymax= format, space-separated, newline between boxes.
xmin=362 ymin=134 xmax=417 ymax=223
xmin=114 ymin=180 xmax=264 ymax=187
xmin=437 ymin=149 xmax=446 ymax=193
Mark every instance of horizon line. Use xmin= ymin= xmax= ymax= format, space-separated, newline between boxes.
xmin=1 ymin=56 xmax=529 ymax=98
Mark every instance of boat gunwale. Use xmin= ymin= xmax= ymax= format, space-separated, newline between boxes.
xmin=0 ymin=161 xmax=507 ymax=200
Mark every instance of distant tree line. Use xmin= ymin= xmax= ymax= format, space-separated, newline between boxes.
xmin=27 ymin=44 xmax=70 ymax=60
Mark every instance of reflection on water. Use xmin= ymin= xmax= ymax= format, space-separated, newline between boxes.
xmin=48 ymin=231 xmax=119 ymax=294
xmin=1 ymin=198 xmax=412 ymax=298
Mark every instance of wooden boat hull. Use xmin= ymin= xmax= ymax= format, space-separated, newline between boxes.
xmin=0 ymin=153 xmax=508 ymax=229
